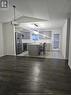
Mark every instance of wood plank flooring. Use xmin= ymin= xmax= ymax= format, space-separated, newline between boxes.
xmin=0 ymin=56 xmax=71 ymax=95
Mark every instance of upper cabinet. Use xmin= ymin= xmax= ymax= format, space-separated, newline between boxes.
xmin=22 ymin=32 xmax=30 ymax=39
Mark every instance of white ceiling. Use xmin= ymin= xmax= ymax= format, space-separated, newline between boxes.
xmin=0 ymin=0 xmax=71 ymax=28
xmin=19 ymin=20 xmax=65 ymax=30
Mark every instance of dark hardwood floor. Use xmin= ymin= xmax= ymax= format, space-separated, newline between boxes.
xmin=0 ymin=56 xmax=71 ymax=95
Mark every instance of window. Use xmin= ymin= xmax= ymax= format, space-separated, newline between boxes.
xmin=53 ymin=34 xmax=60 ymax=49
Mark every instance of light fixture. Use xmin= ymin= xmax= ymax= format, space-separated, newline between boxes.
xmin=11 ymin=5 xmax=19 ymax=26
xmin=33 ymin=31 xmax=39 ymax=35
xmin=34 ymin=24 xmax=38 ymax=27
xmin=26 ymin=23 xmax=36 ymax=29
xmin=0 ymin=0 xmax=8 ymax=8
xmin=35 ymin=22 xmax=46 ymax=28
xmin=13 ymin=5 xmax=16 ymax=21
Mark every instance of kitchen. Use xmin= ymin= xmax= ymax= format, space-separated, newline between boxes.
xmin=15 ymin=22 xmax=62 ymax=58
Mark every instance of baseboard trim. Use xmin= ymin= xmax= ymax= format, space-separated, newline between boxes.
xmin=68 ymin=63 xmax=71 ymax=69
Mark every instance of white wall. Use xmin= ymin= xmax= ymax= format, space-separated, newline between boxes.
xmin=65 ymin=18 xmax=70 ymax=59
xmin=3 ymin=23 xmax=16 ymax=55
xmin=61 ymin=20 xmax=67 ymax=59
xmin=0 ymin=23 xmax=4 ymax=57
xmin=68 ymin=18 xmax=71 ymax=69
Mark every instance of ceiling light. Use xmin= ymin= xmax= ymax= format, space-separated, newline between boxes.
xmin=0 ymin=0 xmax=8 ymax=8
xmin=13 ymin=5 xmax=16 ymax=21
xmin=33 ymin=31 xmax=39 ymax=35
xmin=37 ymin=22 xmax=46 ymax=28
xmin=25 ymin=23 xmax=36 ymax=29
xmin=34 ymin=24 xmax=38 ymax=27
xmin=11 ymin=5 xmax=19 ymax=26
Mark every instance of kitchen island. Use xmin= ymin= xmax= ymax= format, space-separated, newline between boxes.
xmin=28 ymin=43 xmax=40 ymax=56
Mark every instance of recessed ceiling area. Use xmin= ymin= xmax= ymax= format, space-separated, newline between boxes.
xmin=0 ymin=0 xmax=71 ymax=28
xmin=19 ymin=20 xmax=65 ymax=30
